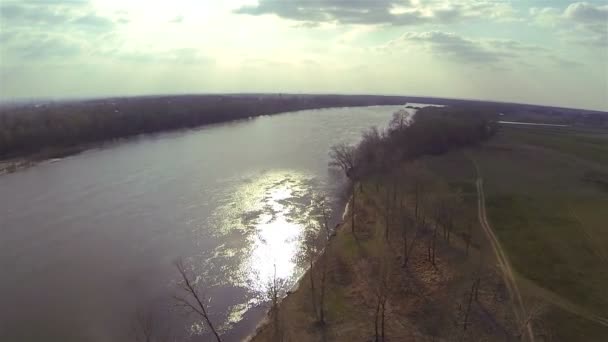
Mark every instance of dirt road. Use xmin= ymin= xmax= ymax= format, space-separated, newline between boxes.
xmin=471 ymin=158 xmax=535 ymax=342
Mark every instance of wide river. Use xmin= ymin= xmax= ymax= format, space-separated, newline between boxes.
xmin=0 ymin=105 xmax=419 ymax=341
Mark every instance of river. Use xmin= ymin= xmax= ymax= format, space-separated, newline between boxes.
xmin=0 ymin=105 xmax=421 ymax=341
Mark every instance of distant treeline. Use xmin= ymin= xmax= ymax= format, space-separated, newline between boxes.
xmin=0 ymin=94 xmax=420 ymax=160
xmin=1 ymin=94 xmax=604 ymax=161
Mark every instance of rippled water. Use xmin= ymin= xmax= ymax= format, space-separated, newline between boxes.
xmin=0 ymin=105 xmax=420 ymax=341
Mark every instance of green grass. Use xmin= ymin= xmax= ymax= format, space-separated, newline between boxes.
xmin=548 ymin=309 xmax=608 ymax=342
xmin=425 ymin=124 xmax=608 ymax=341
xmin=497 ymin=125 xmax=608 ymax=165
xmin=485 ymin=194 xmax=608 ymax=314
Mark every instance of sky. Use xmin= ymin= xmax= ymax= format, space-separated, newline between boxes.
xmin=0 ymin=0 xmax=607 ymax=110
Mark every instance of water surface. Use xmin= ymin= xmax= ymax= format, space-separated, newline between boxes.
xmin=0 ymin=105 xmax=419 ymax=341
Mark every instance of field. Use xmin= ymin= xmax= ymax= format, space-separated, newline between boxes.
xmin=425 ymin=123 xmax=608 ymax=341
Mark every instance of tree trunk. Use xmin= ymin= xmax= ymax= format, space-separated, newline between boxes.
xmin=381 ymin=301 xmax=386 ymax=342
xmin=431 ymin=225 xmax=437 ymax=265
xmin=319 ymin=251 xmax=327 ymax=325
xmin=447 ymin=223 xmax=451 ymax=244
xmin=414 ymin=183 xmax=419 ymax=221
xmin=309 ymin=259 xmax=317 ymax=320
xmin=463 ymin=280 xmax=476 ymax=333
xmin=351 ymin=183 xmax=356 ymax=234
xmin=385 ymin=186 xmax=390 ymax=240
xmin=402 ymin=223 xmax=408 ymax=267
xmin=374 ymin=301 xmax=381 ymax=342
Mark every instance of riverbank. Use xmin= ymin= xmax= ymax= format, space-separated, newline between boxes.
xmin=0 ymin=94 xmax=426 ymax=171
xmin=249 ymin=171 xmax=520 ymax=341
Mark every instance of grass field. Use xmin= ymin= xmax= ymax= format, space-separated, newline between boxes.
xmin=426 ymin=123 xmax=608 ymax=341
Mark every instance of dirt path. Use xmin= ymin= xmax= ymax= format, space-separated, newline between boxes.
xmin=518 ymin=275 xmax=608 ymax=328
xmin=470 ymin=157 xmax=535 ymax=342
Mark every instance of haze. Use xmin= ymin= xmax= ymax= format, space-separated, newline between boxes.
xmin=0 ymin=0 xmax=607 ymax=110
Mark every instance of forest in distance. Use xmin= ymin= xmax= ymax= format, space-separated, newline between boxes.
xmin=1 ymin=94 xmax=606 ymax=163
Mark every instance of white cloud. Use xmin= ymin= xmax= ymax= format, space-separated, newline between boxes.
xmin=530 ymin=2 xmax=608 ymax=48
xmin=234 ymin=0 xmax=518 ymax=26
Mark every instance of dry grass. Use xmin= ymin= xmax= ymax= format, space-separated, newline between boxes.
xmin=250 ymin=175 xmax=519 ymax=342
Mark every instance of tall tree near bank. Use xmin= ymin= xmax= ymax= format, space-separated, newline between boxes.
xmin=318 ymin=200 xmax=332 ymax=325
xmin=301 ymin=229 xmax=320 ymax=321
xmin=329 ymin=143 xmax=358 ymax=233
xmin=266 ymin=264 xmax=287 ymax=342
xmin=173 ymin=260 xmax=222 ymax=342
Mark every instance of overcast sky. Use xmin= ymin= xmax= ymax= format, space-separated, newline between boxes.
xmin=0 ymin=0 xmax=606 ymax=110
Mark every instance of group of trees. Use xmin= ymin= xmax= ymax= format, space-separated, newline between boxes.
xmin=326 ymin=107 xmax=544 ymax=341
xmin=330 ymin=105 xmax=497 ymax=235
xmin=0 ymin=94 xmax=414 ymax=159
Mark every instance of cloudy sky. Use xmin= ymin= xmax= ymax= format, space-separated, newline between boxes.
xmin=0 ymin=0 xmax=606 ymax=110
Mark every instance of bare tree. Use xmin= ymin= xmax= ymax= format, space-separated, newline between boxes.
xmin=329 ymin=143 xmax=357 ymax=178
xmin=402 ymin=163 xmax=433 ymax=224
xmin=265 ymin=264 xmax=287 ymax=342
xmin=374 ymin=250 xmax=391 ymax=342
xmin=384 ymin=183 xmax=391 ymax=240
xmin=329 ymin=143 xmax=358 ymax=233
xmin=318 ymin=201 xmax=332 ymax=325
xmin=463 ymin=218 xmax=473 ymax=257
xmin=301 ymin=229 xmax=320 ymax=321
xmin=389 ymin=109 xmax=409 ymax=132
xmin=173 ymin=260 xmax=222 ymax=342
xmin=516 ymin=301 xmax=547 ymax=341
xmin=401 ymin=212 xmax=415 ymax=267
xmin=130 ymin=306 xmax=171 ymax=342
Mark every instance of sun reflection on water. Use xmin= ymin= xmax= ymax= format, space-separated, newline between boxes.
xmin=195 ymin=169 xmax=327 ymax=334
xmin=240 ymin=171 xmax=315 ymax=289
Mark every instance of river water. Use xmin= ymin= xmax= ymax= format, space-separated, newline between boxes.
xmin=0 ymin=105 xmax=419 ymax=341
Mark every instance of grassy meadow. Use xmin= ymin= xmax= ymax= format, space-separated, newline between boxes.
xmin=426 ymin=123 xmax=608 ymax=341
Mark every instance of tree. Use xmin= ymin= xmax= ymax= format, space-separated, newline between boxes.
xmin=265 ymin=264 xmax=287 ymax=342
xmin=318 ymin=200 xmax=332 ymax=325
xmin=384 ymin=183 xmax=391 ymax=240
xmin=329 ymin=143 xmax=359 ymax=233
xmin=301 ymin=229 xmax=320 ymax=321
xmin=402 ymin=219 xmax=426 ymax=267
xmin=374 ymin=249 xmax=391 ymax=342
xmin=401 ymin=212 xmax=415 ymax=267
xmin=402 ymin=162 xmax=432 ymax=223
xmin=389 ymin=109 xmax=409 ymax=132
xmin=130 ymin=306 xmax=171 ymax=342
xmin=173 ymin=259 xmax=222 ymax=342
xmin=329 ymin=143 xmax=357 ymax=179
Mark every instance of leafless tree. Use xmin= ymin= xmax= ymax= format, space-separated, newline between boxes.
xmin=402 ymin=219 xmax=426 ymax=268
xmin=401 ymin=163 xmax=433 ymax=224
xmin=318 ymin=201 xmax=332 ymax=325
xmin=389 ymin=109 xmax=409 ymax=132
xmin=384 ymin=183 xmax=391 ymax=240
xmin=173 ymin=259 xmax=222 ymax=342
xmin=301 ymin=229 xmax=320 ymax=321
xmin=516 ymin=300 xmax=548 ymax=341
xmin=130 ymin=306 xmax=171 ymax=342
xmin=463 ymin=218 xmax=473 ymax=257
xmin=265 ymin=264 xmax=287 ymax=342
xmin=401 ymin=212 xmax=415 ymax=267
xmin=329 ymin=143 xmax=357 ymax=178
xmin=329 ymin=143 xmax=358 ymax=233
xmin=374 ymin=250 xmax=391 ymax=342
